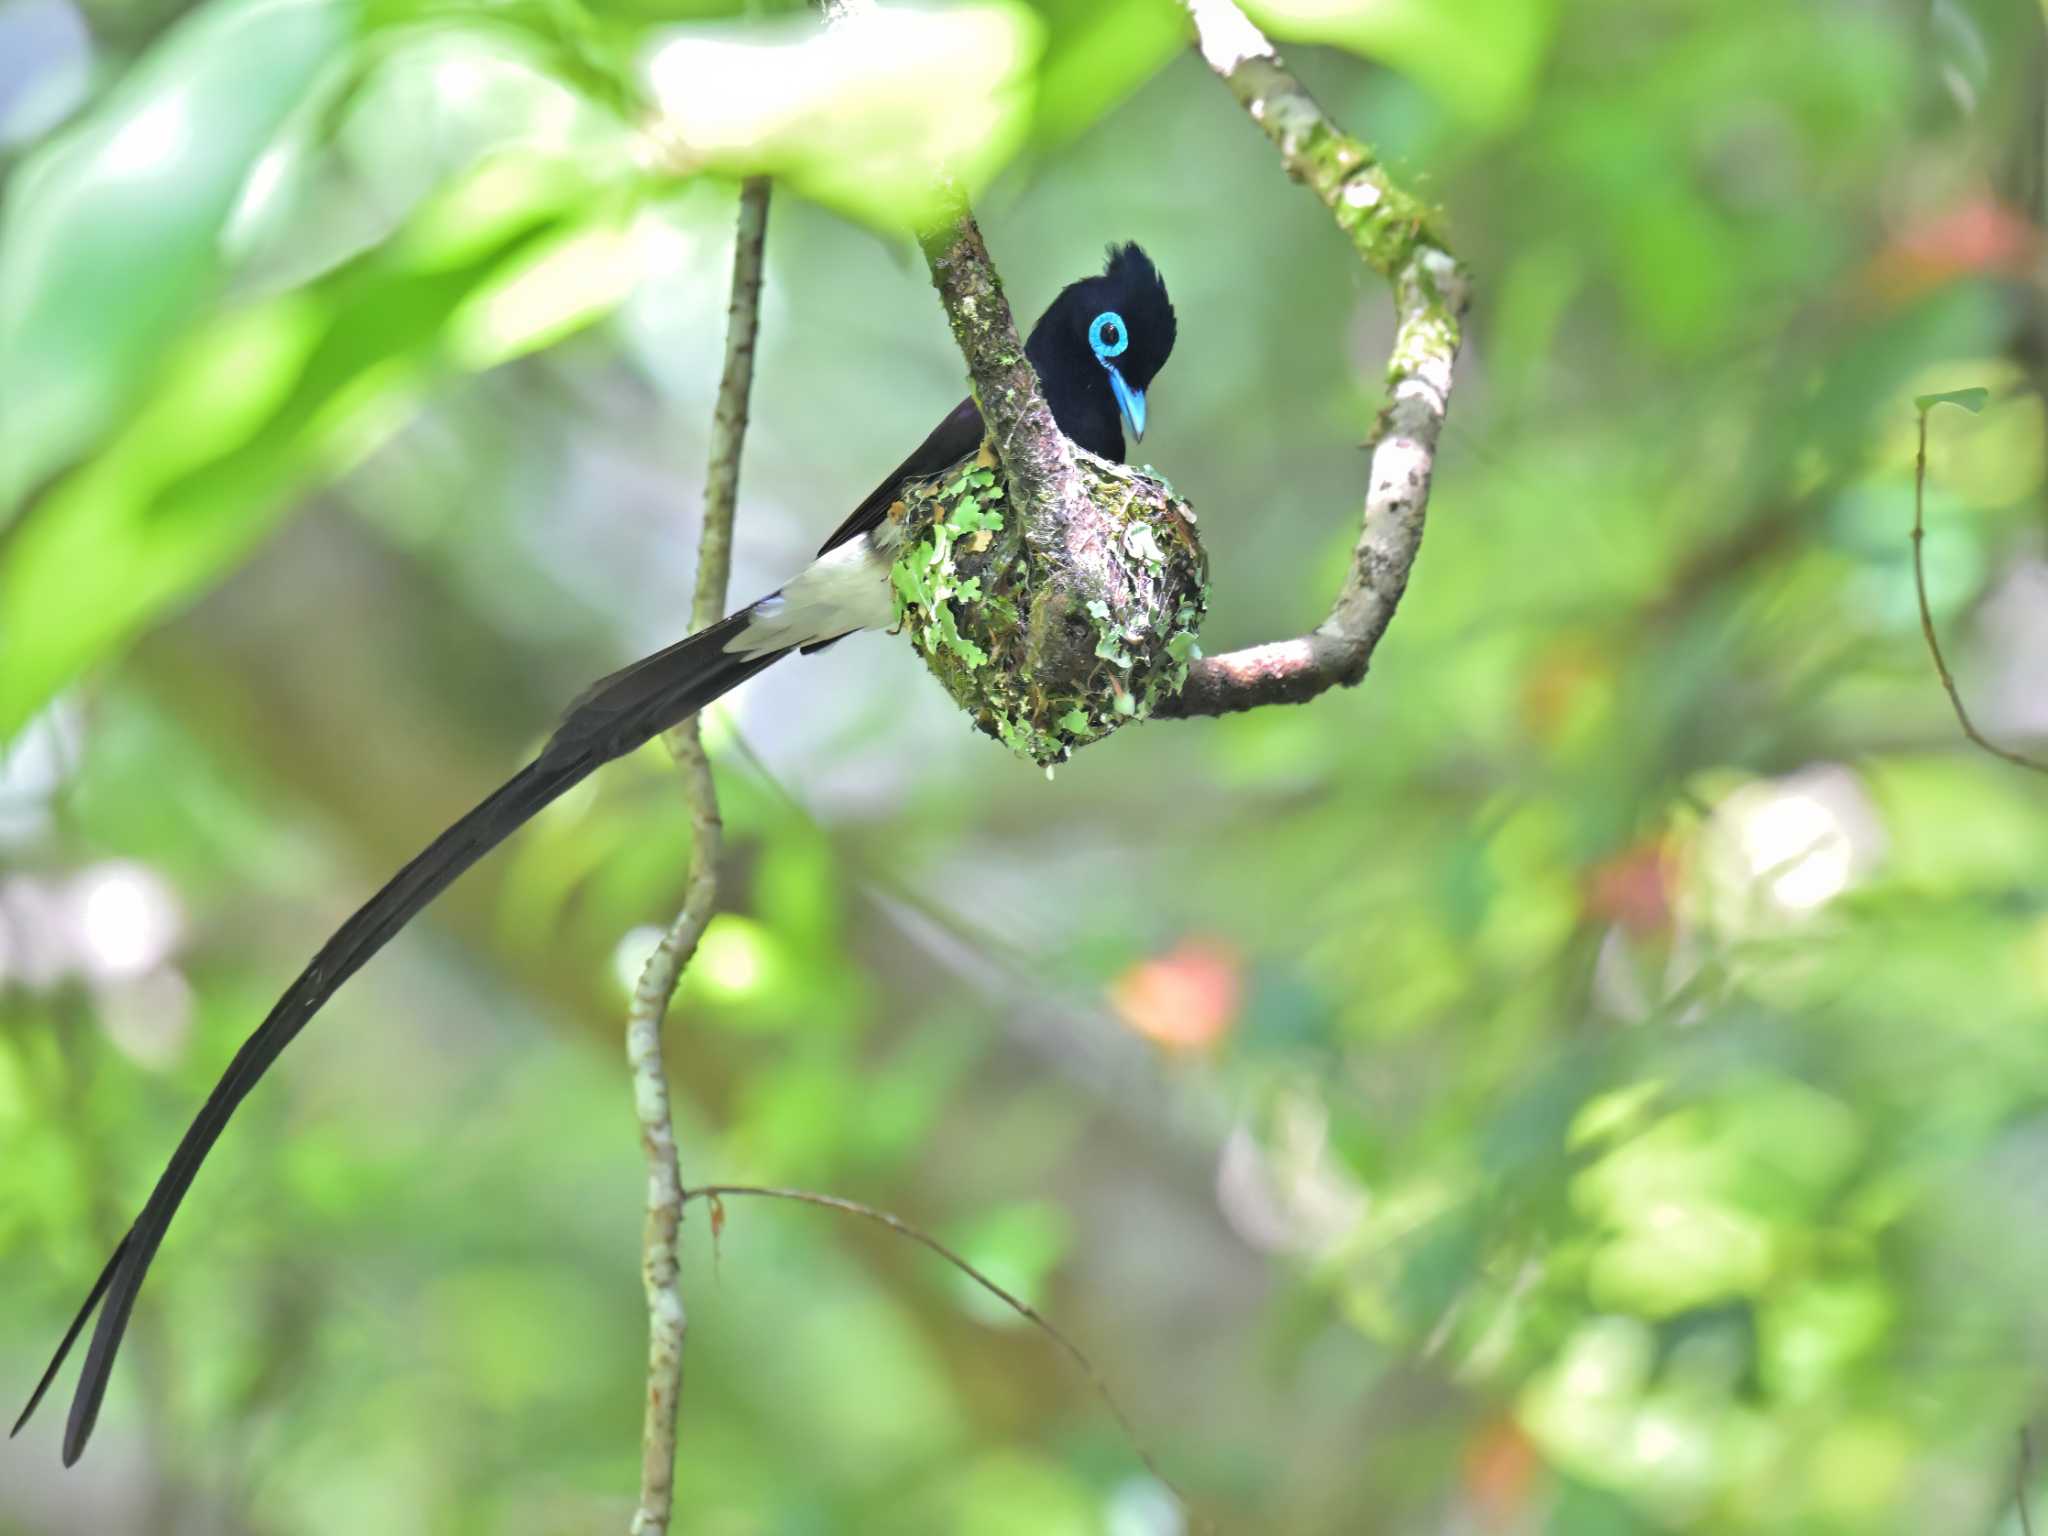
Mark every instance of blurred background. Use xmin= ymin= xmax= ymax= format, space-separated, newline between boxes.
xmin=5 ymin=0 xmax=2048 ymax=1530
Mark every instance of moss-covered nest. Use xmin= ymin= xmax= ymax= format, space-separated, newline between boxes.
xmin=889 ymin=445 xmax=1207 ymax=768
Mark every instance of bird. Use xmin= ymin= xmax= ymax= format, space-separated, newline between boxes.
xmin=15 ymin=241 xmax=1177 ymax=1464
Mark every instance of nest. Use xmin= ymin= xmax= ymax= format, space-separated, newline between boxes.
xmin=890 ymin=445 xmax=1207 ymax=768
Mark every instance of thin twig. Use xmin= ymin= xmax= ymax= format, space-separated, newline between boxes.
xmin=1911 ymin=408 xmax=2048 ymax=776
xmin=681 ymin=1184 xmax=1192 ymax=1515
xmin=2021 ymin=1426 xmax=2037 ymax=1536
xmin=625 ymin=174 xmax=771 ymax=1536
xmin=1147 ymin=0 xmax=1469 ymax=717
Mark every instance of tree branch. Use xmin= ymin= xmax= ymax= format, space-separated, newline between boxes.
xmin=1149 ymin=0 xmax=1470 ymax=718
xmin=913 ymin=187 xmax=1124 ymax=615
xmin=624 ymin=174 xmax=771 ymax=1536
xmin=1912 ymin=404 xmax=2048 ymax=775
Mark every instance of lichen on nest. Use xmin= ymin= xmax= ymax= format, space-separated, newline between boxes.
xmin=889 ymin=443 xmax=1208 ymax=768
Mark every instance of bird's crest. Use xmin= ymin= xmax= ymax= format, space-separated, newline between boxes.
xmin=1095 ymin=241 xmax=1176 ymax=391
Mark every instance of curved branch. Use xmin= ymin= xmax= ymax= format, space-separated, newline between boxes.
xmin=625 ymin=174 xmax=771 ymax=1536
xmin=683 ymin=1185 xmax=1188 ymax=1511
xmin=1912 ymin=405 xmax=2048 ymax=775
xmin=1151 ymin=0 xmax=1471 ymax=718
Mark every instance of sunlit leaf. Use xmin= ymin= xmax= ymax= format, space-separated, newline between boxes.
xmin=1027 ymin=0 xmax=1186 ymax=151
xmin=448 ymin=221 xmax=640 ymax=368
xmin=0 ymin=0 xmax=354 ymax=515
xmin=1240 ymin=0 xmax=1556 ymax=127
xmin=642 ymin=4 xmax=1043 ymax=229
xmin=0 ymin=155 xmax=615 ymax=738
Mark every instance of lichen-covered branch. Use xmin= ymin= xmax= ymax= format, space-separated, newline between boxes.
xmin=1150 ymin=0 xmax=1470 ymax=718
xmin=624 ymin=174 xmax=770 ymax=1536
xmin=914 ymin=200 xmax=1090 ymax=562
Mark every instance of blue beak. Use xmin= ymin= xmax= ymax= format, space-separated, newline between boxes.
xmin=1108 ymin=365 xmax=1146 ymax=441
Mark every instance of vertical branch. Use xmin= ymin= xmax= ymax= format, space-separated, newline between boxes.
xmin=624 ymin=174 xmax=771 ymax=1536
xmin=915 ymin=201 xmax=1085 ymax=552
xmin=2021 ymin=1426 xmax=2038 ymax=1536
xmin=915 ymin=200 xmax=1134 ymax=621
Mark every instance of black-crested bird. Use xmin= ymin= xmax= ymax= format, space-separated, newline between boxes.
xmin=16 ymin=241 xmax=1176 ymax=1463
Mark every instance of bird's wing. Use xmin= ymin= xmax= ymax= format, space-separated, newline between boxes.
xmin=814 ymin=395 xmax=984 ymax=557
xmin=18 ymin=611 xmax=784 ymax=1464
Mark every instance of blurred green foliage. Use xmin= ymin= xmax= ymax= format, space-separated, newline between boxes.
xmin=5 ymin=0 xmax=2048 ymax=1532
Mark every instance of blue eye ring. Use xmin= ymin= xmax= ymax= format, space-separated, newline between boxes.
xmin=1089 ymin=310 xmax=1129 ymax=362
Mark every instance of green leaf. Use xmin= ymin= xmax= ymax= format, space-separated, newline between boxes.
xmin=447 ymin=221 xmax=640 ymax=369
xmin=642 ymin=6 xmax=1044 ymax=230
xmin=0 ymin=157 xmax=607 ymax=739
xmin=892 ymin=542 xmax=938 ymax=613
xmin=1028 ymin=0 xmax=1186 ymax=152
xmin=0 ymin=0 xmax=355 ymax=517
xmin=1913 ymin=386 xmax=1990 ymax=415
xmin=1241 ymin=0 xmax=1556 ymax=128
xmin=935 ymin=603 xmax=988 ymax=668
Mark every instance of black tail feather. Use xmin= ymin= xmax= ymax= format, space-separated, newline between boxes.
xmin=12 ymin=1239 xmax=122 ymax=1440
xmin=22 ymin=612 xmax=784 ymax=1463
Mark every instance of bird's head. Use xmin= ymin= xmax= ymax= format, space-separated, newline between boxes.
xmin=1027 ymin=242 xmax=1177 ymax=460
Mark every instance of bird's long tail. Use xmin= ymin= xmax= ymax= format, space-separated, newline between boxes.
xmin=16 ymin=609 xmax=783 ymax=1464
